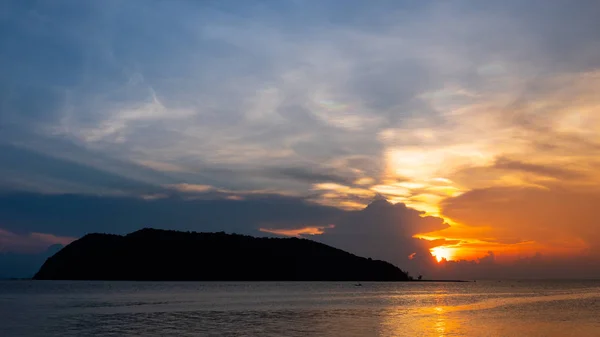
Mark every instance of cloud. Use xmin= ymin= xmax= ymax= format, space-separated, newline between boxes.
xmin=60 ymin=90 xmax=195 ymax=144
xmin=0 ymin=143 xmax=165 ymax=195
xmin=313 ymin=199 xmax=449 ymax=268
xmin=3 ymin=0 xmax=599 ymax=204
xmin=440 ymin=185 xmax=600 ymax=257
xmin=168 ymin=183 xmax=214 ymax=193
xmin=0 ymin=192 xmax=448 ymax=276
xmin=0 ymin=228 xmax=75 ymax=254
xmin=1 ymin=0 xmax=600 ymax=276
xmin=0 ymin=192 xmax=341 ymax=239
xmin=260 ymin=225 xmax=335 ymax=237
xmin=428 ymin=251 xmax=600 ymax=280
xmin=268 ymin=166 xmax=355 ymax=186
xmin=492 ymin=157 xmax=584 ymax=180
xmin=256 ymin=197 xmax=454 ymax=273
xmin=1 ymin=191 xmax=600 ymax=279
xmin=135 ymin=160 xmax=188 ymax=173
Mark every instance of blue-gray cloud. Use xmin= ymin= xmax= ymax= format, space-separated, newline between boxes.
xmin=2 ymin=0 xmax=600 ymax=278
xmin=2 ymin=0 xmax=597 ymax=196
xmin=0 ymin=192 xmax=340 ymax=237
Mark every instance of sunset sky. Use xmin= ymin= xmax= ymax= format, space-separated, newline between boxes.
xmin=1 ymin=0 xmax=599 ymax=278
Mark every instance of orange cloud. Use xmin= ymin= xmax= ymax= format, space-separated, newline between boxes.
xmin=439 ymin=185 xmax=598 ymax=258
xmin=311 ymin=182 xmax=375 ymax=209
xmin=357 ymin=71 xmax=600 ymax=262
xmin=168 ymin=183 xmax=214 ymax=193
xmin=354 ymin=177 xmax=375 ymax=186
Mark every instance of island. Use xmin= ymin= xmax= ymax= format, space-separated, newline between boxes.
xmin=34 ymin=228 xmax=412 ymax=281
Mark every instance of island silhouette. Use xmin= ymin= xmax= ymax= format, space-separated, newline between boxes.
xmin=34 ymin=228 xmax=412 ymax=281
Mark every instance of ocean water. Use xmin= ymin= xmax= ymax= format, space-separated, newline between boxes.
xmin=1 ymin=281 xmax=600 ymax=336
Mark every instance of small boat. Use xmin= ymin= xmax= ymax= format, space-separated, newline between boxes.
xmin=355 ymin=283 xmax=362 ymax=287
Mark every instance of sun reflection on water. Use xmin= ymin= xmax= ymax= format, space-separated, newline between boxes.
xmin=381 ymin=289 xmax=465 ymax=337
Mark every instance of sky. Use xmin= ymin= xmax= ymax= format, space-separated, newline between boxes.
xmin=1 ymin=0 xmax=600 ymax=279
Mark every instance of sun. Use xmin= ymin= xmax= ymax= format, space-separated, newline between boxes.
xmin=431 ymin=246 xmax=453 ymax=262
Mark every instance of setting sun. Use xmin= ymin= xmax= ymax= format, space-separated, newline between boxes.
xmin=431 ymin=247 xmax=453 ymax=262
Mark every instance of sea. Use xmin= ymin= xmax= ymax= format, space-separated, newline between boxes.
xmin=1 ymin=280 xmax=599 ymax=336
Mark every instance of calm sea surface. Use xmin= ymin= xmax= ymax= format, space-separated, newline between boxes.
xmin=1 ymin=280 xmax=600 ymax=336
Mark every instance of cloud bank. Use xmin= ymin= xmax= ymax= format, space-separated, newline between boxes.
xmin=1 ymin=0 xmax=600 ymax=277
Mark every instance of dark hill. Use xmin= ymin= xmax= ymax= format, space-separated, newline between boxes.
xmin=33 ymin=228 xmax=411 ymax=281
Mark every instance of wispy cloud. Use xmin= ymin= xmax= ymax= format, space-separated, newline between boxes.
xmin=260 ymin=224 xmax=335 ymax=237
xmin=1 ymin=0 xmax=600 ymax=264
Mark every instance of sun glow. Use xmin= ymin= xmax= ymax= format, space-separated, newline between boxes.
xmin=431 ymin=246 xmax=453 ymax=262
